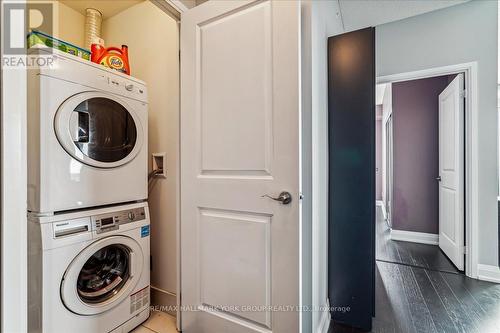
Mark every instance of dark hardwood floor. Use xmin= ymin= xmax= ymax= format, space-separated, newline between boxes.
xmin=330 ymin=261 xmax=500 ymax=333
xmin=329 ymin=207 xmax=500 ymax=333
xmin=376 ymin=207 xmax=460 ymax=274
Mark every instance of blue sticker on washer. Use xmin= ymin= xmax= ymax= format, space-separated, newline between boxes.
xmin=141 ymin=225 xmax=150 ymax=237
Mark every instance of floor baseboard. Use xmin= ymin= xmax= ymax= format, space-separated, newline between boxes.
xmin=376 ymin=201 xmax=387 ymax=221
xmin=151 ymin=285 xmax=177 ymax=317
xmin=317 ymin=307 xmax=331 ymax=333
xmin=477 ymin=264 xmax=500 ymax=283
xmin=390 ymin=229 xmax=439 ymax=245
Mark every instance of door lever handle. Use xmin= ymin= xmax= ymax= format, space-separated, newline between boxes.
xmin=436 ymin=176 xmax=442 ymax=182
xmin=262 ymin=191 xmax=292 ymax=205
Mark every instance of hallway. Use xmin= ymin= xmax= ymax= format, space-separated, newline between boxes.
xmin=329 ymin=207 xmax=500 ymax=333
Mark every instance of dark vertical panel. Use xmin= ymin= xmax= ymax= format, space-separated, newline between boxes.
xmin=328 ymin=27 xmax=375 ymax=331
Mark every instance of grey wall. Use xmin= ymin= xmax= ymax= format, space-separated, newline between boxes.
xmin=376 ymin=0 xmax=498 ymax=266
xmin=392 ymin=76 xmax=450 ymax=234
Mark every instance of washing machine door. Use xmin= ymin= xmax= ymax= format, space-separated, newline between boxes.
xmin=54 ymin=91 xmax=144 ymax=168
xmin=60 ymin=235 xmax=144 ymax=315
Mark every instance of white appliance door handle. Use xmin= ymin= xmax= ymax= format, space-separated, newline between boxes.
xmin=129 ymin=250 xmax=136 ymax=278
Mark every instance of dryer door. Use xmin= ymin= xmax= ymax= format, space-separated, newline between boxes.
xmin=54 ymin=91 xmax=144 ymax=168
xmin=61 ymin=235 xmax=144 ymax=315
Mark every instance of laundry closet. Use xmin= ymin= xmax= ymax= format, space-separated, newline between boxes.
xmin=27 ymin=0 xmax=181 ymax=332
xmin=25 ymin=0 xmax=319 ymax=332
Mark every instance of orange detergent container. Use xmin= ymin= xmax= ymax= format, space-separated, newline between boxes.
xmin=91 ymin=44 xmax=131 ymax=75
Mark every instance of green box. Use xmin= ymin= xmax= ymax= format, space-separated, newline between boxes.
xmin=27 ymin=30 xmax=91 ymax=60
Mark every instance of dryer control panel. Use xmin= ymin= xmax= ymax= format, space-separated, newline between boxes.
xmin=93 ymin=207 xmax=146 ymax=234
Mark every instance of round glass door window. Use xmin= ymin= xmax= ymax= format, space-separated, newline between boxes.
xmin=77 ymin=244 xmax=130 ymax=304
xmin=72 ymin=98 xmax=137 ymax=163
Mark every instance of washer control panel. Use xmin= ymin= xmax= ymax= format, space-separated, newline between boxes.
xmin=97 ymin=74 xmax=146 ymax=98
xmin=93 ymin=207 xmax=146 ymax=234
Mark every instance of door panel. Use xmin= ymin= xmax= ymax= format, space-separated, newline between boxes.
xmin=181 ymin=1 xmax=300 ymax=332
xmin=199 ymin=209 xmax=271 ymax=328
xmin=328 ymin=28 xmax=375 ymax=331
xmin=438 ymin=73 xmax=465 ymax=271
xmin=199 ymin=1 xmax=272 ymax=175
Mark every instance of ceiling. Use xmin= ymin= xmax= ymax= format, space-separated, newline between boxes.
xmin=61 ymin=0 xmax=470 ymax=26
xmin=338 ymin=0 xmax=469 ymax=32
xmin=60 ymin=0 xmax=144 ymax=19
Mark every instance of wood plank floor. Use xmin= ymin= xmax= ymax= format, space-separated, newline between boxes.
xmin=376 ymin=207 xmax=460 ymax=274
xmin=329 ymin=207 xmax=500 ymax=333
xmin=330 ymin=262 xmax=500 ymax=333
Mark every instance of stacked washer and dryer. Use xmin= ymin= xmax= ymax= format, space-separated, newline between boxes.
xmin=28 ymin=50 xmax=151 ymax=333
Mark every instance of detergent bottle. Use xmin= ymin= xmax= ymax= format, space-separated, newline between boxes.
xmin=91 ymin=44 xmax=131 ymax=75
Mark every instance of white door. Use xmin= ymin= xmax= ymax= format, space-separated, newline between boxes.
xmin=181 ymin=1 xmax=300 ymax=332
xmin=438 ymin=73 xmax=465 ymax=271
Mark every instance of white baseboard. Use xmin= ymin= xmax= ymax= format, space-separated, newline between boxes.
xmin=317 ymin=307 xmax=331 ymax=333
xmin=390 ymin=229 xmax=439 ymax=245
xmin=477 ymin=264 xmax=500 ymax=283
xmin=376 ymin=201 xmax=387 ymax=221
xmin=150 ymin=285 xmax=177 ymax=316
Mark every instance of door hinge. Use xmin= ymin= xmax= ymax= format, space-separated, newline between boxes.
xmin=460 ymin=89 xmax=467 ymax=99
xmin=150 ymin=255 xmax=153 ymax=271
xmin=461 ymin=246 xmax=467 ymax=255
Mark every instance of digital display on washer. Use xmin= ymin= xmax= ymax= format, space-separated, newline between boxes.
xmin=101 ymin=217 xmax=114 ymax=226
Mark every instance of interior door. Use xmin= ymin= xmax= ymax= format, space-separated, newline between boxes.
xmin=181 ymin=1 xmax=300 ymax=332
xmin=438 ymin=73 xmax=465 ymax=271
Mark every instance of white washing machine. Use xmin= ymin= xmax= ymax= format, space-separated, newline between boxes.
xmin=28 ymin=49 xmax=148 ymax=214
xmin=28 ymin=202 xmax=150 ymax=333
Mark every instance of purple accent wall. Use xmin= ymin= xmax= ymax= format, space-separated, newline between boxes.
xmin=392 ymin=76 xmax=452 ymax=234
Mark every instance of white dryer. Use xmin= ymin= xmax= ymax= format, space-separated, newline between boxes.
xmin=28 ymin=202 xmax=150 ymax=333
xmin=28 ymin=49 xmax=148 ymax=213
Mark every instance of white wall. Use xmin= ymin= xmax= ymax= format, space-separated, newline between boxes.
xmin=54 ymin=1 xmax=85 ymax=49
xmin=310 ymin=1 xmax=343 ymax=332
xmin=377 ymin=0 xmax=498 ymax=266
xmin=102 ymin=1 xmax=180 ymax=312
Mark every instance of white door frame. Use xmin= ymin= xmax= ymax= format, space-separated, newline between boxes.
xmin=377 ymin=62 xmax=479 ymax=278
xmin=1 ymin=1 xmax=29 ymax=331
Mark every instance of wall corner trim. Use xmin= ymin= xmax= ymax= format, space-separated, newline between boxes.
xmin=390 ymin=229 xmax=439 ymax=245
xmin=477 ymin=264 xmax=500 ymax=284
